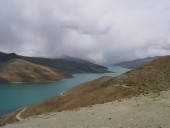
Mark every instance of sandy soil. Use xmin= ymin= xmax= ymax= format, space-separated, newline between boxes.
xmin=2 ymin=90 xmax=170 ymax=128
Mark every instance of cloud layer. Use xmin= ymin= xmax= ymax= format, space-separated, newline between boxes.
xmin=0 ymin=0 xmax=170 ymax=64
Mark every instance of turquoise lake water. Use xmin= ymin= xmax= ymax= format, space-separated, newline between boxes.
xmin=0 ymin=66 xmax=130 ymax=115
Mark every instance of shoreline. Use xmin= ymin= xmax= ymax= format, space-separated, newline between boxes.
xmin=1 ymin=76 xmax=73 ymax=85
xmin=2 ymin=90 xmax=170 ymax=128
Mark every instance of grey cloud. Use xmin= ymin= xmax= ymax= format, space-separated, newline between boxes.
xmin=0 ymin=0 xmax=170 ymax=64
xmin=62 ymin=19 xmax=112 ymax=35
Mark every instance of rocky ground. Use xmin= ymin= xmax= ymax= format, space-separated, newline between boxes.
xmin=2 ymin=90 xmax=170 ymax=128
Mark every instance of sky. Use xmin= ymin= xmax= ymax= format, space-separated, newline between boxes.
xmin=0 ymin=0 xmax=170 ymax=64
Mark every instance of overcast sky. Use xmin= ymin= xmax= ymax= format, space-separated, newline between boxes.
xmin=0 ymin=0 xmax=170 ymax=64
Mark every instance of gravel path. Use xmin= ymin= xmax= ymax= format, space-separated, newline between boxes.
xmin=15 ymin=108 xmax=27 ymax=121
xmin=2 ymin=90 xmax=170 ymax=128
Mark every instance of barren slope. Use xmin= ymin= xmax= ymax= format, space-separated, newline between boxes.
xmin=20 ymin=56 xmax=170 ymax=118
xmin=0 ymin=59 xmax=71 ymax=83
xmin=1 ymin=55 xmax=170 ymax=124
xmin=2 ymin=90 xmax=170 ymax=128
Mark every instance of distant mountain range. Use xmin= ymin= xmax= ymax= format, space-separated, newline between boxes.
xmin=21 ymin=55 xmax=109 ymax=74
xmin=0 ymin=52 xmax=19 ymax=63
xmin=113 ymin=56 xmax=161 ymax=69
xmin=0 ymin=52 xmax=109 ymax=83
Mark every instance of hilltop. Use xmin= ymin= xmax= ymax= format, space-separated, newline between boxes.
xmin=0 ymin=52 xmax=19 ymax=63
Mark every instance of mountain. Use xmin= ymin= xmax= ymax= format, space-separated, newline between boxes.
xmin=0 ymin=52 xmax=19 ymax=63
xmin=21 ymin=56 xmax=109 ymax=74
xmin=0 ymin=52 xmax=109 ymax=74
xmin=0 ymin=51 xmax=109 ymax=83
xmin=19 ymin=55 xmax=170 ymax=118
xmin=114 ymin=56 xmax=161 ymax=69
xmin=0 ymin=59 xmax=71 ymax=83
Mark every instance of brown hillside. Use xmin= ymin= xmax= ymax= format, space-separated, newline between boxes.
xmin=20 ymin=56 xmax=170 ymax=119
xmin=0 ymin=59 xmax=71 ymax=83
xmin=2 ymin=55 xmax=170 ymax=124
xmin=114 ymin=55 xmax=170 ymax=93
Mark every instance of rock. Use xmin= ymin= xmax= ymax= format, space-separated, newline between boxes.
xmin=0 ymin=122 xmax=6 ymax=126
xmin=43 ymin=116 xmax=49 ymax=119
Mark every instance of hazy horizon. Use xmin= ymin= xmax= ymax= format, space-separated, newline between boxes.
xmin=0 ymin=0 xmax=170 ymax=64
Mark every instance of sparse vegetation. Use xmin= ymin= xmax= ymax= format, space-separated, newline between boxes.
xmin=0 ymin=59 xmax=71 ymax=83
xmin=18 ymin=55 xmax=170 ymax=120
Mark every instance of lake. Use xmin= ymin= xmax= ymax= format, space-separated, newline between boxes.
xmin=0 ymin=66 xmax=130 ymax=115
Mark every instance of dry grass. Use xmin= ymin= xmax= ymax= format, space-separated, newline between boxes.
xmin=21 ymin=56 xmax=170 ymax=118
xmin=0 ymin=59 xmax=71 ymax=83
xmin=21 ymin=77 xmax=138 ymax=118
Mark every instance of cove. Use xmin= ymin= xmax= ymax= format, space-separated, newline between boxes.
xmin=0 ymin=66 xmax=130 ymax=115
